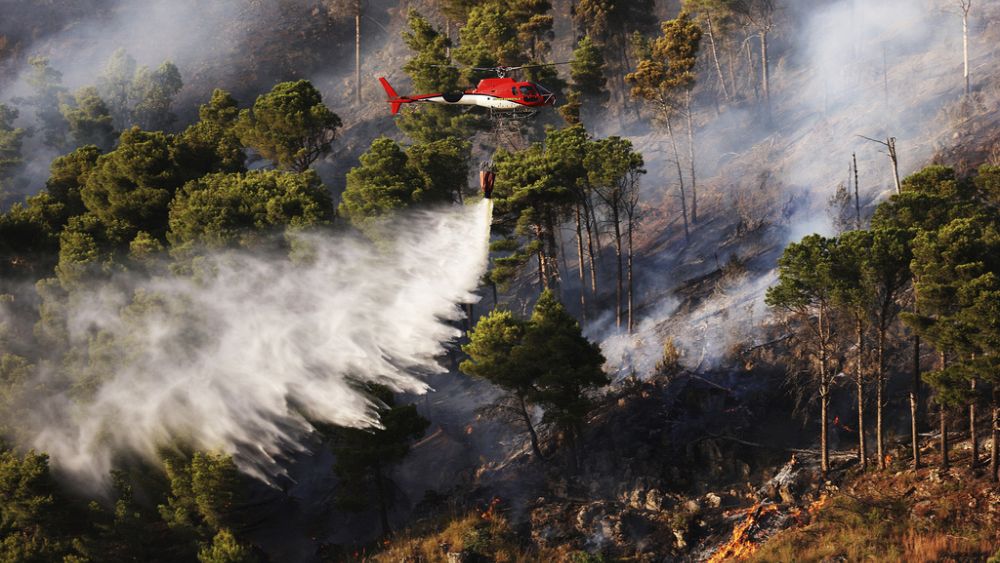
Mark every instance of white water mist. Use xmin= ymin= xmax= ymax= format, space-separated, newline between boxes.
xmin=26 ymin=201 xmax=492 ymax=485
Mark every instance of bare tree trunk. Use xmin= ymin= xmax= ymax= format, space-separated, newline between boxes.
xmin=941 ymin=407 xmax=950 ymax=470
xmin=612 ymin=208 xmax=623 ymax=331
xmin=705 ymin=14 xmax=730 ymax=101
xmin=665 ymin=116 xmax=690 ymax=243
xmin=820 ymin=306 xmax=830 ymax=476
xmin=584 ymin=198 xmax=599 ymax=295
xmin=853 ymin=152 xmax=861 ymax=229
xmin=877 ymin=324 xmax=887 ymax=469
xmin=627 ymin=218 xmax=634 ymax=333
xmin=520 ymin=395 xmax=546 ymax=461
xmin=685 ymin=93 xmax=698 ymax=224
xmin=760 ymin=30 xmax=771 ymax=123
xmin=962 ymin=2 xmax=971 ymax=97
xmin=374 ymin=462 xmax=391 ymax=537
xmin=744 ymin=34 xmax=760 ymax=103
xmin=970 ymin=377 xmax=978 ymax=467
xmin=991 ymin=386 xmax=998 ymax=482
xmin=887 ymin=137 xmax=901 ymax=195
xmin=856 ymin=317 xmax=867 ymax=470
xmin=726 ymin=42 xmax=739 ymax=100
xmin=911 ymin=333 xmax=921 ymax=469
xmin=575 ymin=204 xmax=587 ymax=321
xmin=355 ymin=0 xmax=362 ymax=106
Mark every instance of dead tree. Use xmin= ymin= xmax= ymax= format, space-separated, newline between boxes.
xmin=859 ymin=135 xmax=902 ymax=195
xmin=960 ymin=0 xmax=972 ymax=97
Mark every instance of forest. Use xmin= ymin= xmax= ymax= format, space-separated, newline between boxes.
xmin=1 ymin=0 xmax=1000 ymax=561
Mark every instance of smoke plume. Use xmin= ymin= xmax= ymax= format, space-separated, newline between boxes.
xmin=20 ymin=201 xmax=491 ymax=485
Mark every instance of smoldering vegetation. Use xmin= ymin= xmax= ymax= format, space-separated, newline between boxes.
xmin=595 ymin=0 xmax=1000 ymax=375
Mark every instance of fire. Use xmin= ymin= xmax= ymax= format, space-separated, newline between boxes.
xmin=466 ymin=424 xmax=474 ymax=435
xmin=708 ymin=503 xmax=779 ymax=562
xmin=884 ymin=454 xmax=893 ymax=466
xmin=480 ymin=496 xmax=502 ymax=520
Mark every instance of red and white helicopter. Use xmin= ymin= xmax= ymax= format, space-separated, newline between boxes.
xmin=378 ymin=63 xmax=563 ymax=119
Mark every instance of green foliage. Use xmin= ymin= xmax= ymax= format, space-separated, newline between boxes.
xmin=574 ymin=0 xmax=656 ymax=42
xmin=462 ymin=291 xmax=607 ymax=439
xmin=173 ymin=89 xmax=246 ymax=180
xmin=81 ymin=127 xmax=182 ymax=241
xmin=198 ymin=529 xmax=256 ymax=563
xmin=235 ymin=80 xmax=341 ymax=172
xmin=97 ymin=48 xmax=139 ymax=128
xmin=168 ymin=169 xmax=333 ymax=255
xmin=21 ymin=56 xmax=69 ymax=151
xmin=627 ymin=11 xmax=703 ymax=114
xmin=454 ymin=3 xmax=522 ymax=79
xmin=0 ymin=449 xmax=83 ymax=561
xmin=130 ymin=61 xmax=184 ymax=131
xmin=339 ymin=137 xmax=468 ymax=236
xmin=330 ymin=385 xmax=429 ymax=535
xmin=60 ymin=86 xmax=117 ymax=152
xmin=403 ymin=11 xmax=460 ymax=92
xmin=0 ymin=103 xmax=26 ymax=199
xmin=765 ymin=234 xmax=836 ymax=313
xmin=568 ymin=35 xmax=609 ymax=120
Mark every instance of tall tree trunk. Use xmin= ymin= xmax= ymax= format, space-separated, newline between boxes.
xmin=962 ymin=6 xmax=970 ymax=97
xmin=726 ymin=41 xmax=739 ymax=100
xmin=853 ymin=152 xmax=861 ymax=229
xmin=856 ymin=317 xmax=867 ymax=470
xmin=877 ymin=324 xmax=887 ymax=469
xmin=911 ymin=333 xmax=921 ymax=468
xmin=584 ymin=198 xmax=599 ymax=295
xmin=355 ymin=0 xmax=362 ymax=106
xmin=665 ymin=116 xmax=690 ymax=243
xmin=575 ymin=203 xmax=587 ymax=321
xmin=612 ymin=207 xmax=623 ymax=331
xmin=990 ymin=386 xmax=998 ymax=482
xmin=520 ymin=395 xmax=545 ymax=461
xmin=969 ymin=377 xmax=978 ymax=467
xmin=705 ymin=14 xmax=730 ymax=101
xmin=374 ymin=462 xmax=391 ymax=537
xmin=685 ymin=94 xmax=698 ymax=224
xmin=627 ymin=217 xmax=634 ymax=334
xmin=819 ymin=306 xmax=830 ymax=476
xmin=744 ymin=34 xmax=760 ymax=103
xmin=940 ymin=351 xmax=949 ymax=470
xmin=760 ymin=30 xmax=771 ymax=122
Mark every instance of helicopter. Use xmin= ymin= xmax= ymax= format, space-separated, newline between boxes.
xmin=378 ymin=63 xmax=565 ymax=119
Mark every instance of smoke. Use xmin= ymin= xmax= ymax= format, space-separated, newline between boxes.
xmin=16 ymin=201 xmax=491 ymax=485
xmin=595 ymin=0 xmax=999 ymax=374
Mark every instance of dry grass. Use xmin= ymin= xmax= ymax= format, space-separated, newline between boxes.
xmin=749 ymin=462 xmax=1000 ymax=563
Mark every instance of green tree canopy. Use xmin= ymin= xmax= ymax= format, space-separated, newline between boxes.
xmin=168 ymin=169 xmax=334 ymax=255
xmin=235 ymin=80 xmax=341 ymax=172
xmin=60 ymin=86 xmax=116 ymax=152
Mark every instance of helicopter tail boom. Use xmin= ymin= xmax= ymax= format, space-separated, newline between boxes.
xmin=379 ymin=77 xmax=407 ymax=114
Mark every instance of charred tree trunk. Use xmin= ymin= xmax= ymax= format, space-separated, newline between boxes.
xmin=853 ymin=152 xmax=861 ymax=229
xmin=911 ymin=333 xmax=921 ymax=469
xmin=612 ymin=207 xmax=624 ymax=331
xmin=374 ymin=462 xmax=391 ymax=537
xmin=355 ymin=0 xmax=362 ymax=106
xmin=584 ymin=198 xmax=599 ymax=295
xmin=970 ymin=377 xmax=978 ymax=467
xmin=520 ymin=395 xmax=546 ymax=461
xmin=876 ymin=323 xmax=887 ymax=469
xmin=744 ymin=34 xmax=760 ymax=103
xmin=665 ymin=115 xmax=691 ymax=243
xmin=627 ymin=217 xmax=634 ymax=334
xmin=685 ymin=93 xmax=698 ymax=224
xmin=991 ymin=387 xmax=998 ymax=482
xmin=856 ymin=317 xmax=867 ymax=470
xmin=940 ymin=406 xmax=950 ymax=470
xmin=575 ymin=203 xmax=587 ymax=321
xmin=705 ymin=14 xmax=730 ymax=101
xmin=962 ymin=1 xmax=971 ymax=97
xmin=760 ymin=30 xmax=771 ymax=123
xmin=820 ymin=306 xmax=830 ymax=476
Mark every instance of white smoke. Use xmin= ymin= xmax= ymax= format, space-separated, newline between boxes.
xmin=597 ymin=0 xmax=998 ymax=374
xmin=26 ymin=201 xmax=491 ymax=484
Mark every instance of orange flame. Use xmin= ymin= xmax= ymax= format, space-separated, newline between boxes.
xmin=708 ymin=503 xmax=779 ymax=562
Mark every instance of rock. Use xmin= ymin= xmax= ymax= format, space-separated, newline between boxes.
xmin=645 ymin=489 xmax=665 ymax=511
xmin=446 ymin=552 xmax=468 ymax=563
xmin=682 ymin=499 xmax=701 ymax=513
xmin=779 ymin=484 xmax=796 ymax=505
xmin=674 ymin=529 xmax=687 ymax=550
xmin=704 ymin=492 xmax=722 ymax=508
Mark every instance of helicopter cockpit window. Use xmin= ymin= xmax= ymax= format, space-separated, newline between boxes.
xmin=512 ymin=87 xmax=517 ymax=96
xmin=519 ymin=85 xmax=536 ymax=97
xmin=535 ymin=84 xmax=552 ymax=95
